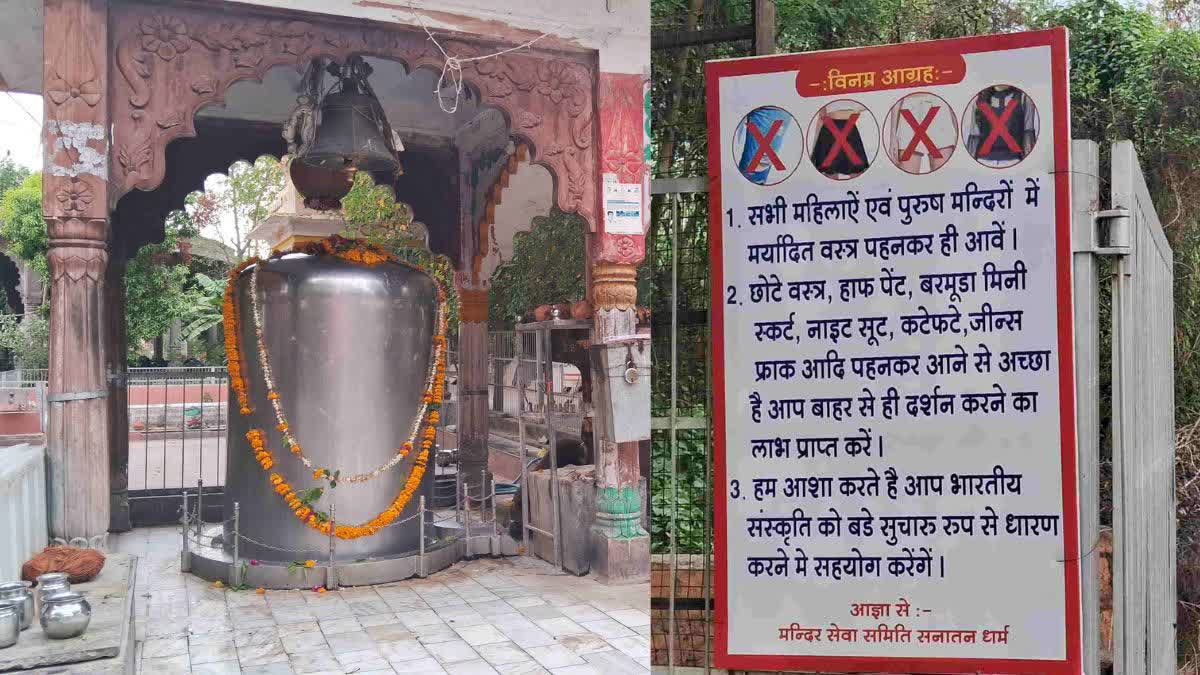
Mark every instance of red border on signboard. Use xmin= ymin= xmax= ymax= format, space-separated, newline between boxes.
xmin=705 ymin=28 xmax=1080 ymax=675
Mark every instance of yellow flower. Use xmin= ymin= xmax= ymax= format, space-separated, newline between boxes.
xmin=213 ymin=580 xmax=223 ymax=588
xmin=304 ymin=559 xmax=316 ymax=568
xmin=255 ymin=587 xmax=265 ymax=595
xmin=313 ymin=469 xmax=324 ymax=480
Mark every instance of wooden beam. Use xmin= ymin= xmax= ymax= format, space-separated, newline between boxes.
xmin=651 ymin=24 xmax=753 ymax=50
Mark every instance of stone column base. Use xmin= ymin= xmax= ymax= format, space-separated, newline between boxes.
xmin=589 ymin=528 xmax=650 ymax=584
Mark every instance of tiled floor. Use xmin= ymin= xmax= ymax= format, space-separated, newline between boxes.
xmin=114 ymin=527 xmax=650 ymax=674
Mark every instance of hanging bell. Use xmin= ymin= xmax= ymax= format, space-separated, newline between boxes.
xmin=298 ymin=57 xmax=401 ymax=176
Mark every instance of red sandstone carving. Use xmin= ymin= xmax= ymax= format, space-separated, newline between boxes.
xmin=107 ymin=2 xmax=599 ymax=229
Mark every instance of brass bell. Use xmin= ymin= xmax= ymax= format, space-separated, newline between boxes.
xmin=299 ymin=56 xmax=401 ymax=176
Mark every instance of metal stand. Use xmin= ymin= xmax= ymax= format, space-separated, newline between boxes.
xmin=455 ymin=470 xmax=462 ymax=524
xmin=229 ymin=502 xmax=240 ymax=587
xmin=490 ymin=470 xmax=498 ymax=555
xmin=180 ymin=490 xmax=191 ymax=573
xmin=195 ymin=479 xmax=204 ymax=537
xmin=326 ymin=500 xmax=338 ymax=590
xmin=418 ymin=495 xmax=427 ymax=577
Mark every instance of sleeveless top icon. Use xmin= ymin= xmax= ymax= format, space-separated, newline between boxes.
xmin=812 ymin=116 xmax=868 ymax=177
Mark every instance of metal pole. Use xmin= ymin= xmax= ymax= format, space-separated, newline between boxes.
xmin=519 ymin=334 xmax=530 ymax=548
xmin=455 ymin=470 xmax=462 ymax=525
xmin=464 ymin=481 xmax=472 ymax=554
xmin=1070 ymin=140 xmax=1102 ymax=675
xmin=230 ymin=502 xmax=240 ymax=587
xmin=491 ymin=472 xmax=498 ymax=556
xmin=669 ymin=192 xmax=681 ymax=670
xmin=418 ymin=495 xmax=426 ymax=577
xmin=326 ymin=500 xmax=337 ymax=590
xmin=480 ymin=467 xmax=489 ymax=554
xmin=195 ymin=478 xmax=204 ymax=537
xmin=181 ymin=490 xmax=191 ymax=573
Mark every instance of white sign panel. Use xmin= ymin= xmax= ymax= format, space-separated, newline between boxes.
xmin=707 ymin=30 xmax=1081 ymax=674
xmin=603 ymin=173 xmax=645 ymax=234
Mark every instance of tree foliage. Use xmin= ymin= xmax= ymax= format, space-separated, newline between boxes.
xmin=339 ymin=171 xmax=460 ymax=330
xmin=124 ymin=212 xmax=200 ymax=360
xmin=0 ymin=154 xmax=30 ymax=201
xmin=0 ymin=312 xmax=48 ymax=369
xmin=0 ymin=173 xmax=47 ymax=282
xmin=207 ymin=156 xmax=284 ymax=262
xmin=487 ymin=208 xmax=588 ymax=328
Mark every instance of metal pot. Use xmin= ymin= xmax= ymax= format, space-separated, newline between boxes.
xmin=0 ymin=582 xmax=33 ymax=630
xmin=35 ymin=573 xmax=70 ymax=619
xmin=39 ymin=591 xmax=90 ymax=639
xmin=35 ymin=573 xmax=70 ymax=600
xmin=0 ymin=600 xmax=18 ymax=648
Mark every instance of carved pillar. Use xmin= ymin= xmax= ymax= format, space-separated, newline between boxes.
xmin=456 ymin=283 xmax=492 ymax=506
xmin=587 ymin=72 xmax=650 ymax=583
xmin=106 ymin=252 xmax=130 ymax=532
xmin=43 ymin=0 xmax=112 ymax=543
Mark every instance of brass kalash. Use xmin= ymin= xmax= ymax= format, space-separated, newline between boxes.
xmin=203 ymin=56 xmax=455 ymax=587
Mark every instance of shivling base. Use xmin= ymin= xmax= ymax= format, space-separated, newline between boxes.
xmin=184 ymin=523 xmax=487 ymax=589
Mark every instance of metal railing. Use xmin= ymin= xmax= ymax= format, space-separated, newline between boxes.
xmin=127 ymin=368 xmax=230 ymax=496
xmin=179 ymin=464 xmax=502 ymax=587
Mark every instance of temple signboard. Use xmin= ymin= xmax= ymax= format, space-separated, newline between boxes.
xmin=706 ymin=29 xmax=1082 ymax=674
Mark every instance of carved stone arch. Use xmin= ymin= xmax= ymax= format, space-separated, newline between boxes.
xmin=108 ymin=1 xmax=598 ymax=232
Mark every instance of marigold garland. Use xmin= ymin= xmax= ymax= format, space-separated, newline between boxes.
xmin=248 ymin=246 xmax=449 ymax=482
xmin=223 ymin=236 xmax=449 ymax=540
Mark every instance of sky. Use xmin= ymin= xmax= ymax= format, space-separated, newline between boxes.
xmin=0 ymin=93 xmax=43 ymax=170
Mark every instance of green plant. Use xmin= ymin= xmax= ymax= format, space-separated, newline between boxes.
xmin=0 ymin=313 xmax=48 ymax=369
xmin=182 ymin=273 xmax=226 ymax=341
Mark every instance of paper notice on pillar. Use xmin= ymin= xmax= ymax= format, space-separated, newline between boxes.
xmin=603 ymin=174 xmax=644 ymax=234
xmin=706 ymin=29 xmax=1082 ymax=675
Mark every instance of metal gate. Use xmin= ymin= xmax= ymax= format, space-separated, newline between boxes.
xmin=650 ymin=139 xmax=1177 ymax=673
xmin=1104 ymin=140 xmax=1177 ymax=674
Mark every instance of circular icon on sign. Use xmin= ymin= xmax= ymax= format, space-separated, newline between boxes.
xmin=732 ymin=106 xmax=805 ymax=187
xmin=883 ymin=92 xmax=958 ymax=175
xmin=961 ymin=84 xmax=1040 ymax=169
xmin=807 ymin=99 xmax=879 ymax=181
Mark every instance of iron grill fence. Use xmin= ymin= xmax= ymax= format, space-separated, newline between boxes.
xmin=650 ymin=178 xmax=717 ymax=670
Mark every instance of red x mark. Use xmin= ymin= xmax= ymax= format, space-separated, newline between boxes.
xmin=976 ymin=98 xmax=1022 ymax=156
xmin=746 ymin=119 xmax=786 ymax=172
xmin=898 ymin=106 xmax=943 ymax=161
xmin=819 ymin=114 xmax=863 ymax=170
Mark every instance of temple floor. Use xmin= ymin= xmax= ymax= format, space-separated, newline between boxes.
xmin=114 ymin=526 xmax=650 ymax=674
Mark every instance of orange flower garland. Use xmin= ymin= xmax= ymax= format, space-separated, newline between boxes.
xmin=223 ymin=256 xmax=264 ymax=416
xmin=223 ymin=236 xmax=449 ymax=540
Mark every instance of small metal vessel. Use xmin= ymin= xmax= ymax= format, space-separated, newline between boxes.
xmin=35 ymin=573 xmax=70 ymax=600
xmin=39 ymin=591 xmax=91 ymax=639
xmin=0 ymin=582 xmax=33 ymax=630
xmin=0 ymin=600 xmax=19 ymax=648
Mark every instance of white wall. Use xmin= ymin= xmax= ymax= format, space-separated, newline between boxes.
xmin=238 ymin=0 xmax=650 ymax=75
